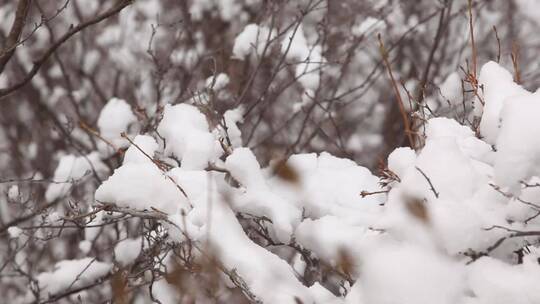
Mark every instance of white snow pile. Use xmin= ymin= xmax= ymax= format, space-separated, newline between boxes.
xmin=233 ymin=23 xmax=276 ymax=59
xmin=43 ymin=61 xmax=540 ymax=303
xmin=157 ymin=103 xmax=219 ymax=170
xmin=222 ymin=107 xmax=244 ymax=148
xmin=45 ymin=152 xmax=107 ymax=202
xmin=7 ymin=184 xmax=19 ymax=201
xmin=474 ymin=61 xmax=529 ymax=144
xmin=281 ymin=24 xmax=327 ymax=93
xmin=7 ymin=226 xmax=23 ymax=238
xmin=232 ymin=22 xmax=326 ymax=92
xmin=439 ymin=71 xmax=462 ymax=106
xmin=36 ymin=258 xmax=111 ymax=297
xmin=114 ymin=238 xmax=142 ymax=266
xmin=206 ymin=73 xmax=230 ymax=91
xmin=97 ymin=97 xmax=137 ymax=150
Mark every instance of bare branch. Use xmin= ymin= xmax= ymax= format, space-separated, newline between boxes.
xmin=0 ymin=0 xmax=133 ymax=99
xmin=0 ymin=0 xmax=31 ymax=74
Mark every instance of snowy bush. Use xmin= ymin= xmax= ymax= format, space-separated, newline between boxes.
xmin=2 ymin=0 xmax=540 ymax=303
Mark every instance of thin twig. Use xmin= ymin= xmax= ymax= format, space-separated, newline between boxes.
xmin=120 ymin=132 xmax=191 ymax=203
xmin=0 ymin=0 xmax=134 ymax=99
xmin=378 ymin=34 xmax=415 ymax=148
xmin=415 ymin=166 xmax=439 ymax=198
xmin=0 ymin=0 xmax=32 ymax=74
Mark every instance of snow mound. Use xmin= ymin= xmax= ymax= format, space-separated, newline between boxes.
xmin=37 ymin=258 xmax=111 ymax=296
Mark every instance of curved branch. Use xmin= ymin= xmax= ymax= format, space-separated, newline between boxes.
xmin=0 ymin=0 xmax=133 ymax=99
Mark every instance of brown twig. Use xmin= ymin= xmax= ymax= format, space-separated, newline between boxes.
xmin=79 ymin=121 xmax=123 ymax=155
xmin=417 ymin=5 xmax=447 ymax=104
xmin=511 ymin=41 xmax=521 ymax=84
xmin=120 ymin=132 xmax=191 ymax=203
xmin=468 ymin=0 xmax=477 ymax=80
xmin=492 ymin=26 xmax=501 ymax=63
xmin=416 ymin=166 xmax=439 ymax=198
xmin=378 ymin=33 xmax=415 ymax=149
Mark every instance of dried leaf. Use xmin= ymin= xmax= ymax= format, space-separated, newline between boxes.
xmin=272 ymin=159 xmax=300 ymax=184
xmin=337 ymin=248 xmax=354 ymax=278
xmin=405 ymin=197 xmax=429 ymax=223
xmin=111 ymin=271 xmax=128 ymax=304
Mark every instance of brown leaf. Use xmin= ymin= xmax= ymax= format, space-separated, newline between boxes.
xmin=337 ymin=248 xmax=354 ymax=279
xmin=272 ymin=159 xmax=300 ymax=184
xmin=111 ymin=271 xmax=128 ymax=304
xmin=405 ymin=197 xmax=429 ymax=223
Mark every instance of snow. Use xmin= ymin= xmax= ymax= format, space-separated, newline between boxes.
xmin=79 ymin=240 xmax=92 ymax=254
xmin=494 ymin=91 xmax=540 ymax=192
xmin=13 ymin=52 xmax=540 ymax=304
xmin=158 ymin=168 xmax=316 ymax=303
xmin=310 ymin=282 xmax=345 ymax=303
xmin=123 ymin=134 xmax=159 ymax=164
xmin=153 ymin=150 xmax=381 ymax=302
xmin=45 ymin=152 xmax=107 ymax=202
xmin=37 ymin=258 xmax=111 ymax=296
xmin=280 ymin=24 xmax=326 ymax=91
xmin=114 ymin=238 xmax=142 ymax=266
xmin=201 ymin=199 xmax=314 ymax=303
xmin=216 ymin=0 xmax=243 ymax=21
xmin=349 ymin=243 xmax=465 ymax=304
xmin=295 ymin=45 xmax=325 ymax=91
xmin=152 ymin=279 xmax=181 ymax=304
xmin=205 ymin=73 xmax=230 ymax=90
xmin=281 ymin=25 xmax=310 ymax=61
xmin=352 ymin=17 xmax=385 ymax=37
xmin=225 ymin=147 xmax=266 ymax=188
xmin=225 ymin=148 xmax=301 ymax=243
xmin=267 ymin=152 xmax=384 ymax=221
xmin=232 ymin=24 xmax=275 ymax=59
xmin=170 ymin=48 xmax=199 ymax=69
xmin=403 ymin=137 xmax=486 ymax=201
xmin=466 ymin=256 xmax=540 ymax=304
xmin=440 ymin=71 xmax=462 ymax=106
xmin=166 ymin=169 xmax=223 ymax=242
xmin=7 ymin=226 xmax=23 ymax=238
xmin=475 ymin=61 xmax=529 ymax=144
xmin=7 ymin=185 xmax=19 ymax=201
xmin=387 ymin=147 xmax=416 ymax=179
xmin=47 ymin=211 xmax=61 ymax=224
xmin=95 ymin=162 xmax=188 ymax=214
xmin=157 ymin=103 xmax=218 ymax=170
xmin=97 ymin=97 xmax=137 ymax=147
xmin=222 ymin=107 xmax=244 ymax=148
xmin=295 ymin=216 xmax=379 ymax=271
